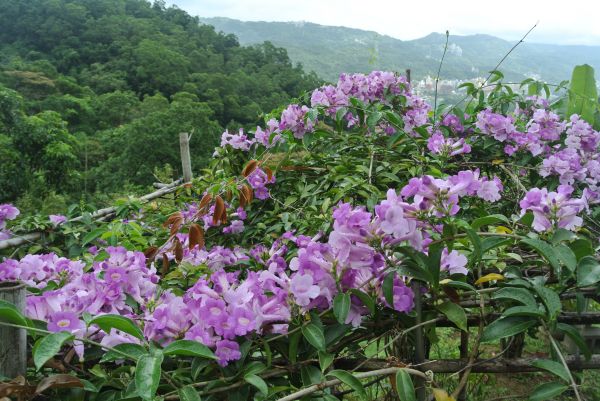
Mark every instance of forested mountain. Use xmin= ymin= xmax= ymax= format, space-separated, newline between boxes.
xmin=0 ymin=0 xmax=319 ymax=209
xmin=200 ymin=17 xmax=600 ymax=83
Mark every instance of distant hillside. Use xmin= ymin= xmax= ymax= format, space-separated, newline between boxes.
xmin=200 ymin=17 xmax=600 ymax=83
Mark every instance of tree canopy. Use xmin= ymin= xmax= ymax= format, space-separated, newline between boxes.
xmin=0 ymin=0 xmax=320 ymax=208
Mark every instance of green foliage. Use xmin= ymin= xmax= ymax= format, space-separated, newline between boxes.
xmin=567 ymin=64 xmax=598 ymax=124
xmin=0 ymin=0 xmax=320 ymax=203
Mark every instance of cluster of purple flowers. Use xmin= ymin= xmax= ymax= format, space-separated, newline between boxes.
xmin=310 ymin=71 xmax=429 ymax=135
xmin=247 ymin=167 xmax=276 ymax=200
xmin=219 ymin=71 xmax=430 ymax=152
xmin=476 ymin=101 xmax=600 ymax=203
xmin=288 ymin=203 xmax=413 ymax=327
xmin=540 ymin=115 xmax=600 ymax=200
xmin=519 ymin=185 xmax=587 ymax=232
xmin=399 ymin=169 xmax=503 ymax=220
xmin=146 ymin=268 xmax=290 ymax=366
xmin=0 ymin=204 xmax=19 ymax=240
xmin=2 ymin=247 xmax=158 ymax=358
xmin=427 ymin=131 xmax=471 ymax=157
xmin=0 ymin=169 xmax=504 ymax=365
xmin=476 ymin=106 xmax=566 ymax=157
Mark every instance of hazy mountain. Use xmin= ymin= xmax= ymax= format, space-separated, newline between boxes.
xmin=200 ymin=17 xmax=600 ymax=83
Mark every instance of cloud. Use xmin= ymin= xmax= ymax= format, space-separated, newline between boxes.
xmin=166 ymin=0 xmax=600 ymax=46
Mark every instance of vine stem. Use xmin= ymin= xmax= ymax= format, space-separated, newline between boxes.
xmin=451 ymin=291 xmax=485 ymax=398
xmin=436 ymin=22 xmax=538 ymax=128
xmin=433 ymin=30 xmax=450 ymax=122
xmin=0 ymin=321 xmax=134 ymax=360
xmin=544 ymin=322 xmax=583 ymax=401
xmin=275 ymin=367 xmax=429 ymax=401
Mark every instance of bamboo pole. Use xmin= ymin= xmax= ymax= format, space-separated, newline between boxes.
xmin=0 ymin=281 xmax=27 ymax=378
xmin=0 ymin=180 xmax=182 ymax=250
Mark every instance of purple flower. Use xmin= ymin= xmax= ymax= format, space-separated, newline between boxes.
xmin=229 ymin=307 xmax=256 ymax=336
xmin=49 ymin=214 xmax=67 ymax=226
xmin=476 ymin=109 xmax=516 ymax=142
xmin=520 ymin=185 xmax=587 ymax=232
xmin=215 ymin=339 xmax=241 ymax=366
xmin=220 ymin=128 xmax=254 ymax=151
xmin=476 ymin=178 xmax=503 ymax=202
xmin=385 ymin=277 xmax=414 ymax=313
xmin=441 ymin=248 xmax=468 ymax=275
xmin=290 ymin=273 xmax=320 ymax=307
xmin=47 ymin=311 xmax=84 ymax=333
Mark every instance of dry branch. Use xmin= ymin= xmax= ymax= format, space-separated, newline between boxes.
xmin=0 ymin=181 xmax=183 ymax=250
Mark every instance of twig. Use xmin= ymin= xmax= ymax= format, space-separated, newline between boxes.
xmin=433 ymin=31 xmax=450 ymax=121
xmin=275 ymin=367 xmax=429 ymax=401
xmin=544 ymin=322 xmax=583 ymax=401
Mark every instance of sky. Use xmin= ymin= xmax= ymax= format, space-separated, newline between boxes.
xmin=166 ymin=0 xmax=600 ymax=46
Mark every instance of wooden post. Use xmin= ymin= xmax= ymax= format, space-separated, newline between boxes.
xmin=458 ymin=330 xmax=469 ymax=401
xmin=412 ymin=281 xmax=426 ymax=401
xmin=406 ymin=68 xmax=411 ymax=84
xmin=179 ymin=132 xmax=193 ymax=183
xmin=0 ymin=281 xmax=27 ymax=378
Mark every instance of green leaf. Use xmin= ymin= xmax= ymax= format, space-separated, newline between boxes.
xmin=383 ymin=272 xmax=395 ymax=306
xmin=557 ymin=323 xmax=591 ymax=360
xmin=569 ymin=238 xmax=594 ymax=261
xmin=551 ymin=229 xmax=577 ymax=244
xmin=243 ymin=361 xmax=267 ymax=376
xmin=326 ymin=370 xmax=366 ymax=400
xmin=521 ymin=238 xmax=561 ymax=272
xmin=318 ymin=351 xmax=334 ymax=372
xmin=81 ymin=228 xmax=106 ymax=246
xmin=437 ymin=302 xmax=467 ymax=331
xmin=463 ymin=226 xmax=482 ymax=265
xmin=366 ymin=111 xmax=383 ymax=128
xmin=333 ymin=293 xmax=351 ymax=324
xmin=440 ymin=281 xmax=474 ymax=292
xmin=502 ymin=305 xmax=545 ymax=318
xmin=534 ymin=285 xmax=561 ymax=320
xmin=0 ymin=300 xmax=29 ymax=327
xmin=556 ymin=244 xmax=577 ymax=272
xmin=531 ymin=359 xmax=570 ymax=382
xmin=577 ymin=256 xmax=600 ymax=287
xmin=471 ymin=214 xmax=510 ymax=230
xmin=492 ymin=287 xmax=537 ymax=307
xmin=178 ymin=385 xmax=202 ymax=401
xmin=135 ymin=351 xmax=164 ymax=401
xmin=33 ymin=332 xmax=74 ymax=370
xmin=90 ymin=314 xmax=144 ymax=341
xmin=163 ymin=340 xmax=216 ymax=359
xmin=567 ymin=64 xmax=598 ymax=124
xmin=395 ymin=370 xmax=416 ymax=401
xmin=244 ymin=373 xmax=268 ymax=395
xmin=481 ymin=316 xmax=537 ymax=343
xmin=100 ymin=343 xmax=147 ymax=363
xmin=302 ymin=323 xmax=326 ymax=351
xmin=481 ymin=237 xmax=512 ymax=254
xmin=288 ymin=330 xmax=301 ymax=363
xmin=528 ymin=381 xmax=568 ymax=401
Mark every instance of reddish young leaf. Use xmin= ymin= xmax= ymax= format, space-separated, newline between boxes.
xmin=242 ymin=160 xmax=259 ymax=177
xmin=213 ymin=196 xmax=225 ymax=226
xmin=188 ymin=224 xmax=205 ymax=250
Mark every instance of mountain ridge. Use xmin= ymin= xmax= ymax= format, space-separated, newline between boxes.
xmin=200 ymin=17 xmax=600 ymax=83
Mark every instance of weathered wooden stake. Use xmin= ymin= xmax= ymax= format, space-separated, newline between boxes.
xmin=406 ymin=68 xmax=411 ymax=84
xmin=0 ymin=281 xmax=27 ymax=378
xmin=412 ymin=281 xmax=426 ymax=401
xmin=179 ymin=132 xmax=193 ymax=183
